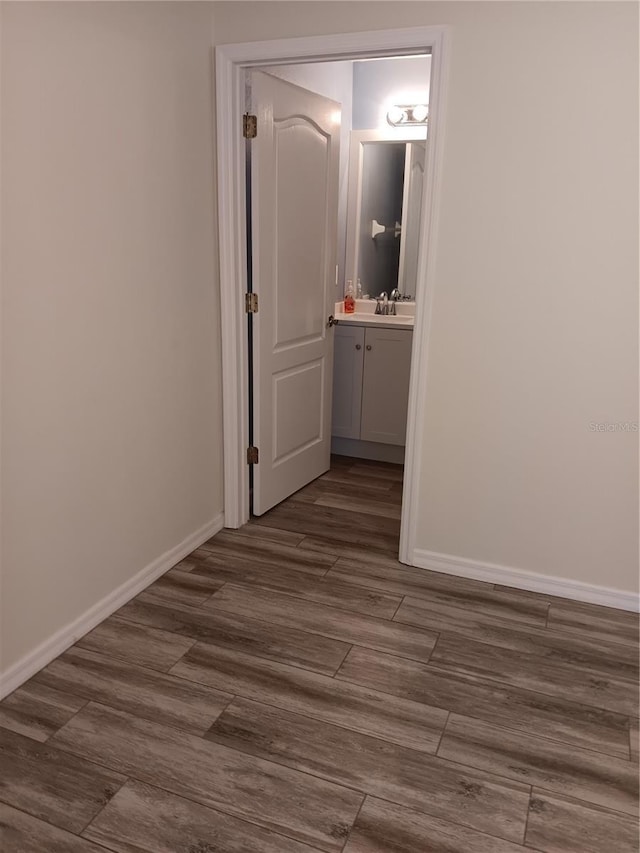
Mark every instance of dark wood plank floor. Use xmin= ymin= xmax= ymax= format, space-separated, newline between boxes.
xmin=1 ymin=456 xmax=639 ymax=852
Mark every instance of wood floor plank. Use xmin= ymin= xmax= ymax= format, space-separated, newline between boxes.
xmin=547 ymin=600 xmax=639 ymax=647
xmin=297 ymin=537 xmax=397 ymax=562
xmin=189 ymin=546 xmax=221 ymax=562
xmin=222 ymin=523 xmax=306 ymax=547
xmin=191 ymin=552 xmax=327 ymax=588
xmin=0 ymin=726 xmax=126 ymax=833
xmin=190 ymin=557 xmax=402 ymax=619
xmin=50 ymin=702 xmax=363 ymax=852
xmin=394 ymin=597 xmax=639 ymax=683
xmin=326 ymin=556 xmax=498 ymax=600
xmin=206 ymin=697 xmax=530 ymax=843
xmin=336 ymin=647 xmax=630 ymax=757
xmin=117 ymin=596 xmax=351 ymax=675
xmin=329 ymin=453 xmax=355 ymax=468
xmin=313 ymin=492 xmax=402 ymax=521
xmin=630 ymin=718 xmax=639 ymax=762
xmin=430 ymin=632 xmax=638 ymax=717
xmin=347 ymin=459 xmax=404 ymax=481
xmin=294 ymin=476 xmax=400 ymax=504
xmin=525 ymin=789 xmax=639 ymax=853
xmin=75 ymin=615 xmax=195 ymax=672
xmin=0 ymin=802 xmax=109 ymax=853
xmin=0 ymin=682 xmax=86 ymax=743
xmin=345 ymin=576 xmax=549 ymax=627
xmin=315 ymin=468 xmax=397 ymax=492
xmin=205 ymin=583 xmax=437 ymax=662
xmin=171 ymin=554 xmax=210 ymax=572
xmin=198 ymin=531 xmax=337 ymax=575
xmin=33 ymin=646 xmax=232 ymax=735
xmin=291 ymin=480 xmax=340 ymax=504
xmin=170 ymin=642 xmax=447 ymax=752
xmin=342 ymin=797 xmax=529 ymax=853
xmin=140 ymin=567 xmax=224 ymax=607
xmin=84 ymin=779 xmax=324 ymax=852
xmin=498 ymin=584 xmax=639 ymax=617
xmin=437 ymin=715 xmax=639 ymax=817
xmin=253 ymin=502 xmax=401 ymax=554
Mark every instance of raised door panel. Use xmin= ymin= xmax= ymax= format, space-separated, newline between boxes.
xmin=331 ymin=325 xmax=365 ymax=439
xmin=274 ymin=119 xmax=329 ymax=350
xmin=360 ymin=328 xmax=413 ymax=445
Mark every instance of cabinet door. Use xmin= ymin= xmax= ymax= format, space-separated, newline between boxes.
xmin=361 ymin=328 xmax=413 ymax=445
xmin=331 ymin=325 xmax=365 ymax=439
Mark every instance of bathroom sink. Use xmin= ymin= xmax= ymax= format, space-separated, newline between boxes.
xmin=334 ymin=299 xmax=415 ymax=328
xmin=338 ymin=312 xmax=414 ymax=326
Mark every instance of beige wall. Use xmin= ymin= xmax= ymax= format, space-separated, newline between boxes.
xmin=214 ymin=1 xmax=639 ymax=592
xmin=1 ymin=1 xmax=223 ymax=673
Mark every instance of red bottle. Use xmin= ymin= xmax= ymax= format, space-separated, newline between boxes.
xmin=344 ymin=280 xmax=355 ymax=314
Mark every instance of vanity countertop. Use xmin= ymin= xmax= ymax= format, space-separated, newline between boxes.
xmin=333 ymin=300 xmax=415 ymax=330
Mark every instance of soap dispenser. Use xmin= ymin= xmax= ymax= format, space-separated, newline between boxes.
xmin=344 ymin=280 xmax=355 ymax=314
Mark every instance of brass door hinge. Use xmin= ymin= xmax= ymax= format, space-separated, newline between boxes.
xmin=243 ymin=113 xmax=257 ymax=139
xmin=245 ymin=292 xmax=258 ymax=314
xmin=247 ymin=446 xmax=259 ymax=465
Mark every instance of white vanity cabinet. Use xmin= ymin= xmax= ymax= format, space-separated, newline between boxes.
xmin=331 ymin=323 xmax=413 ymax=446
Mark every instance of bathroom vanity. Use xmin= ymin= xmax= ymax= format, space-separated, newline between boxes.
xmin=331 ymin=301 xmax=414 ymax=463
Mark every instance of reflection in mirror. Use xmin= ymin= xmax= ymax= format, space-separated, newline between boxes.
xmin=345 ymin=129 xmax=426 ymax=298
xmin=398 ymin=140 xmax=426 ymax=297
xmin=359 ymin=142 xmax=405 ymax=296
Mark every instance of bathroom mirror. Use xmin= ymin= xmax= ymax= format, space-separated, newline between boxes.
xmin=345 ymin=128 xmax=427 ymax=298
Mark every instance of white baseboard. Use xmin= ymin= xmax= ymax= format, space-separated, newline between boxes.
xmin=411 ymin=548 xmax=639 ymax=613
xmin=0 ymin=513 xmax=225 ymax=700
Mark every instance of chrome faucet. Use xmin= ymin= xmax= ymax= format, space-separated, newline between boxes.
xmin=375 ymin=292 xmax=389 ymax=315
xmin=375 ymin=291 xmax=398 ymax=315
xmin=388 ymin=289 xmax=401 ymax=314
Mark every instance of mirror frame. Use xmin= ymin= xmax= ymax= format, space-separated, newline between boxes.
xmin=345 ymin=127 xmax=428 ymax=298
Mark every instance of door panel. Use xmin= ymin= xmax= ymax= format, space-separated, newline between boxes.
xmin=274 ymin=120 xmax=329 ymax=349
xmin=360 ymin=328 xmax=413 ymax=445
xmin=331 ymin=325 xmax=365 ymax=439
xmin=251 ymin=71 xmax=340 ymax=515
xmin=273 ymin=360 xmax=324 ymax=464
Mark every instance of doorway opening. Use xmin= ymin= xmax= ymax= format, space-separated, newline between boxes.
xmin=216 ymin=26 xmax=450 ymax=567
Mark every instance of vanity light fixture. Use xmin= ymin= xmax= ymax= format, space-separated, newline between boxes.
xmin=386 ymin=104 xmax=429 ymax=127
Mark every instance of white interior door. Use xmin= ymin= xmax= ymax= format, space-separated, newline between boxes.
xmin=250 ymin=71 xmax=340 ymax=515
xmin=398 ymin=141 xmax=426 ymax=297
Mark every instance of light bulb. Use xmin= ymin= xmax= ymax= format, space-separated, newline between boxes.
xmin=412 ymin=104 xmax=428 ymax=123
xmin=386 ymin=106 xmax=404 ymax=126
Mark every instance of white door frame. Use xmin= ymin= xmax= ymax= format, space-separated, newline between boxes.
xmin=215 ymin=26 xmax=450 ymax=566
